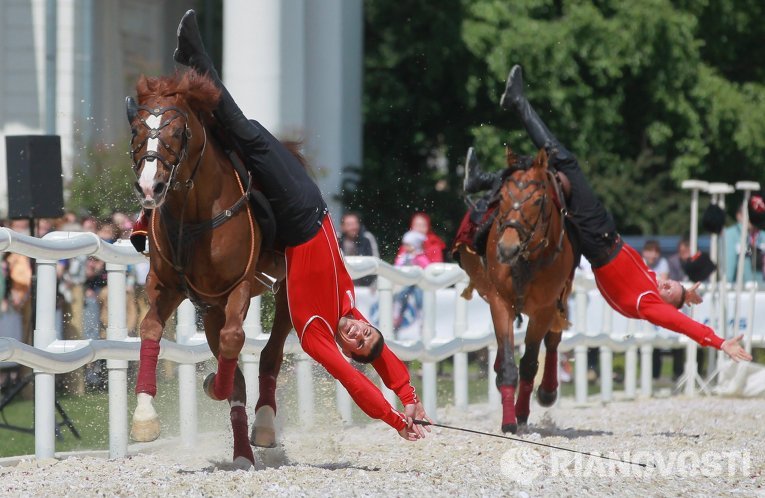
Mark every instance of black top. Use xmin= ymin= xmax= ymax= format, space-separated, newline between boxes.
xmin=240 ymin=119 xmax=327 ymax=247
xmin=547 ymin=151 xmax=620 ymax=268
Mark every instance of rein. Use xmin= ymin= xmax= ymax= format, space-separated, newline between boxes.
xmin=496 ymin=170 xmax=567 ymax=264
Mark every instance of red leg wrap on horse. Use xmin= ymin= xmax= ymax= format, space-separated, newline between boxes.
xmin=135 ymin=339 xmax=160 ymax=396
xmin=230 ymin=405 xmax=255 ymax=465
xmin=540 ymin=350 xmax=559 ymax=393
xmin=255 ymin=374 xmax=277 ymax=413
xmin=499 ymin=385 xmax=517 ymax=426
xmin=213 ymin=355 xmax=238 ymax=401
xmin=515 ymin=379 xmax=534 ymax=419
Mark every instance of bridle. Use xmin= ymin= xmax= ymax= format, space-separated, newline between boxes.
xmin=129 ymin=104 xmax=207 ymax=194
xmin=495 ymin=169 xmax=566 ymax=263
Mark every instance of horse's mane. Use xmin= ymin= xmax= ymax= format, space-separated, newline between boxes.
xmin=135 ymin=70 xmax=220 ymax=113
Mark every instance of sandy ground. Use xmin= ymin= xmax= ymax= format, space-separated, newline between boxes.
xmin=1 ymin=397 xmax=764 ymax=497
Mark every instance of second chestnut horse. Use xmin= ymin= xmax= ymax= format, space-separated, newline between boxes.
xmin=458 ymin=147 xmax=574 ymax=433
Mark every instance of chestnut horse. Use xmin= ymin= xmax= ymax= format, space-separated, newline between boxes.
xmin=126 ymin=71 xmax=293 ymax=467
xmin=457 ymin=147 xmax=574 ymax=433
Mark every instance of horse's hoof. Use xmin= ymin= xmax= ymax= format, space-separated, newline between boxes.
xmin=232 ymin=456 xmax=255 ymax=471
xmin=536 ymin=388 xmax=558 ymax=407
xmin=250 ymin=406 xmax=277 ymax=448
xmin=516 ymin=415 xmax=529 ymax=425
xmin=202 ymin=372 xmax=225 ymax=401
xmin=501 ymin=423 xmax=518 ymax=434
xmin=130 ymin=416 xmax=160 ymax=442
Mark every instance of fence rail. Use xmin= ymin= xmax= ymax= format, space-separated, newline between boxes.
xmin=0 ymin=229 xmax=761 ymax=461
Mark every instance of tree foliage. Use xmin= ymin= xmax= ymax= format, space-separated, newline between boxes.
xmin=67 ymin=145 xmax=137 ymax=219
xmin=352 ymin=0 xmax=765 ymax=255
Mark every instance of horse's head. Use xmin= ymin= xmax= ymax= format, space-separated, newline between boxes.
xmin=494 ymin=147 xmax=553 ymax=265
xmin=126 ymin=71 xmax=220 ymax=209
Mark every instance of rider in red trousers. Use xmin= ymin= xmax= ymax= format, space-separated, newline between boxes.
xmin=463 ymin=65 xmax=751 ymax=363
xmin=133 ymin=10 xmax=431 ymax=443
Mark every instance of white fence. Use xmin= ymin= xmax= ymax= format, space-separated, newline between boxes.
xmin=0 ymin=229 xmax=762 ymax=461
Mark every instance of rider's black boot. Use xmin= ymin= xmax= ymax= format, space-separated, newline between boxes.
xmin=463 ymin=147 xmax=499 ymax=194
xmin=174 ymin=9 xmax=258 ymax=143
xmin=500 ymin=65 xmax=572 ymax=160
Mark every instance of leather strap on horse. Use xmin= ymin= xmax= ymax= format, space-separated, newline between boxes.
xmin=150 ymin=133 xmax=259 ymax=300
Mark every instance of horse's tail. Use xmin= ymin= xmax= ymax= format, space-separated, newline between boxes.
xmin=281 ymin=140 xmax=309 ymax=170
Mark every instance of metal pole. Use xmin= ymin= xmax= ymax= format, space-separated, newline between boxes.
xmin=681 ymin=180 xmax=709 ymax=254
xmin=574 ymin=283 xmax=588 ymax=405
xmin=34 ymin=259 xmax=58 ymax=459
xmin=733 ymin=182 xmax=761 ymax=343
xmin=624 ymin=344 xmax=638 ymax=399
xmin=176 ymin=299 xmax=197 ymax=448
xmin=453 ymin=279 xmax=469 ymax=409
xmin=106 ymin=263 xmax=129 ymax=458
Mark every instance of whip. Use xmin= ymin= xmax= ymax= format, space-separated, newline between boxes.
xmin=413 ymin=419 xmax=651 ymax=468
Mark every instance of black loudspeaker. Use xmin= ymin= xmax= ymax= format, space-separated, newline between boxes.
xmin=5 ymin=135 xmax=64 ymax=219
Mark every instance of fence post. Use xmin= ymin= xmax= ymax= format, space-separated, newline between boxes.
xmin=624 ymin=345 xmax=638 ymax=399
xmin=422 ymin=288 xmax=438 ymax=421
xmin=296 ymin=353 xmax=314 ymax=427
xmin=487 ymin=345 xmax=500 ymax=407
xmin=176 ymin=299 xmax=197 ymax=448
xmin=242 ymin=296 xmax=261 ymax=414
xmin=106 ymin=262 xmax=129 ymax=458
xmin=376 ymin=275 xmax=396 ymax=405
xmin=599 ymin=346 xmax=613 ymax=403
xmin=574 ymin=283 xmax=589 ymax=405
xmin=640 ymin=343 xmax=653 ymax=397
xmin=453 ymin=278 xmax=469 ymax=410
xmin=34 ymin=259 xmax=58 ymax=459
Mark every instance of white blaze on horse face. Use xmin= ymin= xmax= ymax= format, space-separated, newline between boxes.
xmin=138 ymin=114 xmax=162 ymax=198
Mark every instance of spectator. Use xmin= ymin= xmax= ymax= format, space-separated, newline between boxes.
xmin=338 ymin=212 xmax=379 ymax=287
xmin=724 ymin=204 xmax=765 ymax=284
xmin=641 ymin=239 xmax=669 ymax=280
xmin=392 ymin=230 xmax=428 ymax=334
xmin=667 ymin=239 xmax=691 ymax=282
xmin=397 ymin=212 xmax=446 ymax=264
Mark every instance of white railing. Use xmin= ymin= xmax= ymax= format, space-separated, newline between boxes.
xmin=0 ymin=230 xmax=762 ymax=461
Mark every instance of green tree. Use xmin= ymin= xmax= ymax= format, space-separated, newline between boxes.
xmin=355 ymin=0 xmax=765 ymax=249
xmin=67 ymin=145 xmax=137 ymax=219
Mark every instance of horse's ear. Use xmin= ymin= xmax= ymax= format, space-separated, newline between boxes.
xmin=506 ymin=145 xmax=519 ymax=167
xmin=126 ymin=96 xmax=138 ymax=124
xmin=534 ymin=147 xmax=548 ymax=169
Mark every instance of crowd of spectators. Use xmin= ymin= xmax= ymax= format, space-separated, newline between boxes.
xmin=0 ymin=212 xmax=149 ymax=395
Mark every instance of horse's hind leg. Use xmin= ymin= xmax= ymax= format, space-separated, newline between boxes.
xmin=202 ymin=305 xmax=255 ymax=468
xmin=537 ymin=331 xmax=562 ymax=407
xmin=131 ymin=277 xmax=183 ymax=442
xmin=489 ymin=297 xmax=519 ymax=434
xmin=251 ymin=284 xmax=291 ymax=448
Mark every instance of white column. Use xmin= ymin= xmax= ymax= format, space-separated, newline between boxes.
xmin=624 ymin=345 xmax=638 ymax=399
xmin=106 ymin=263 xmax=129 ymax=458
xmin=376 ymin=276 xmax=396 ymax=405
xmin=296 ymin=353 xmax=314 ymax=428
xmin=176 ymin=299 xmax=197 ymax=448
xmin=223 ymin=0 xmax=305 ymax=133
xmin=640 ymin=344 xmax=653 ymax=397
xmin=34 ymin=259 xmax=58 ymax=459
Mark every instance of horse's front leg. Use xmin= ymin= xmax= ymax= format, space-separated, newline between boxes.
xmin=515 ymin=312 xmax=555 ymax=425
xmin=203 ymin=281 xmax=251 ymax=401
xmin=251 ymin=283 xmax=291 ymax=448
xmin=130 ymin=274 xmax=183 ymax=442
xmin=202 ymin=305 xmax=255 ymax=469
xmin=488 ymin=296 xmax=519 ymax=434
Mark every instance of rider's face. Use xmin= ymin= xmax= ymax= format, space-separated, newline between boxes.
xmin=658 ymin=279 xmax=683 ymax=308
xmin=336 ymin=317 xmax=381 ymax=360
